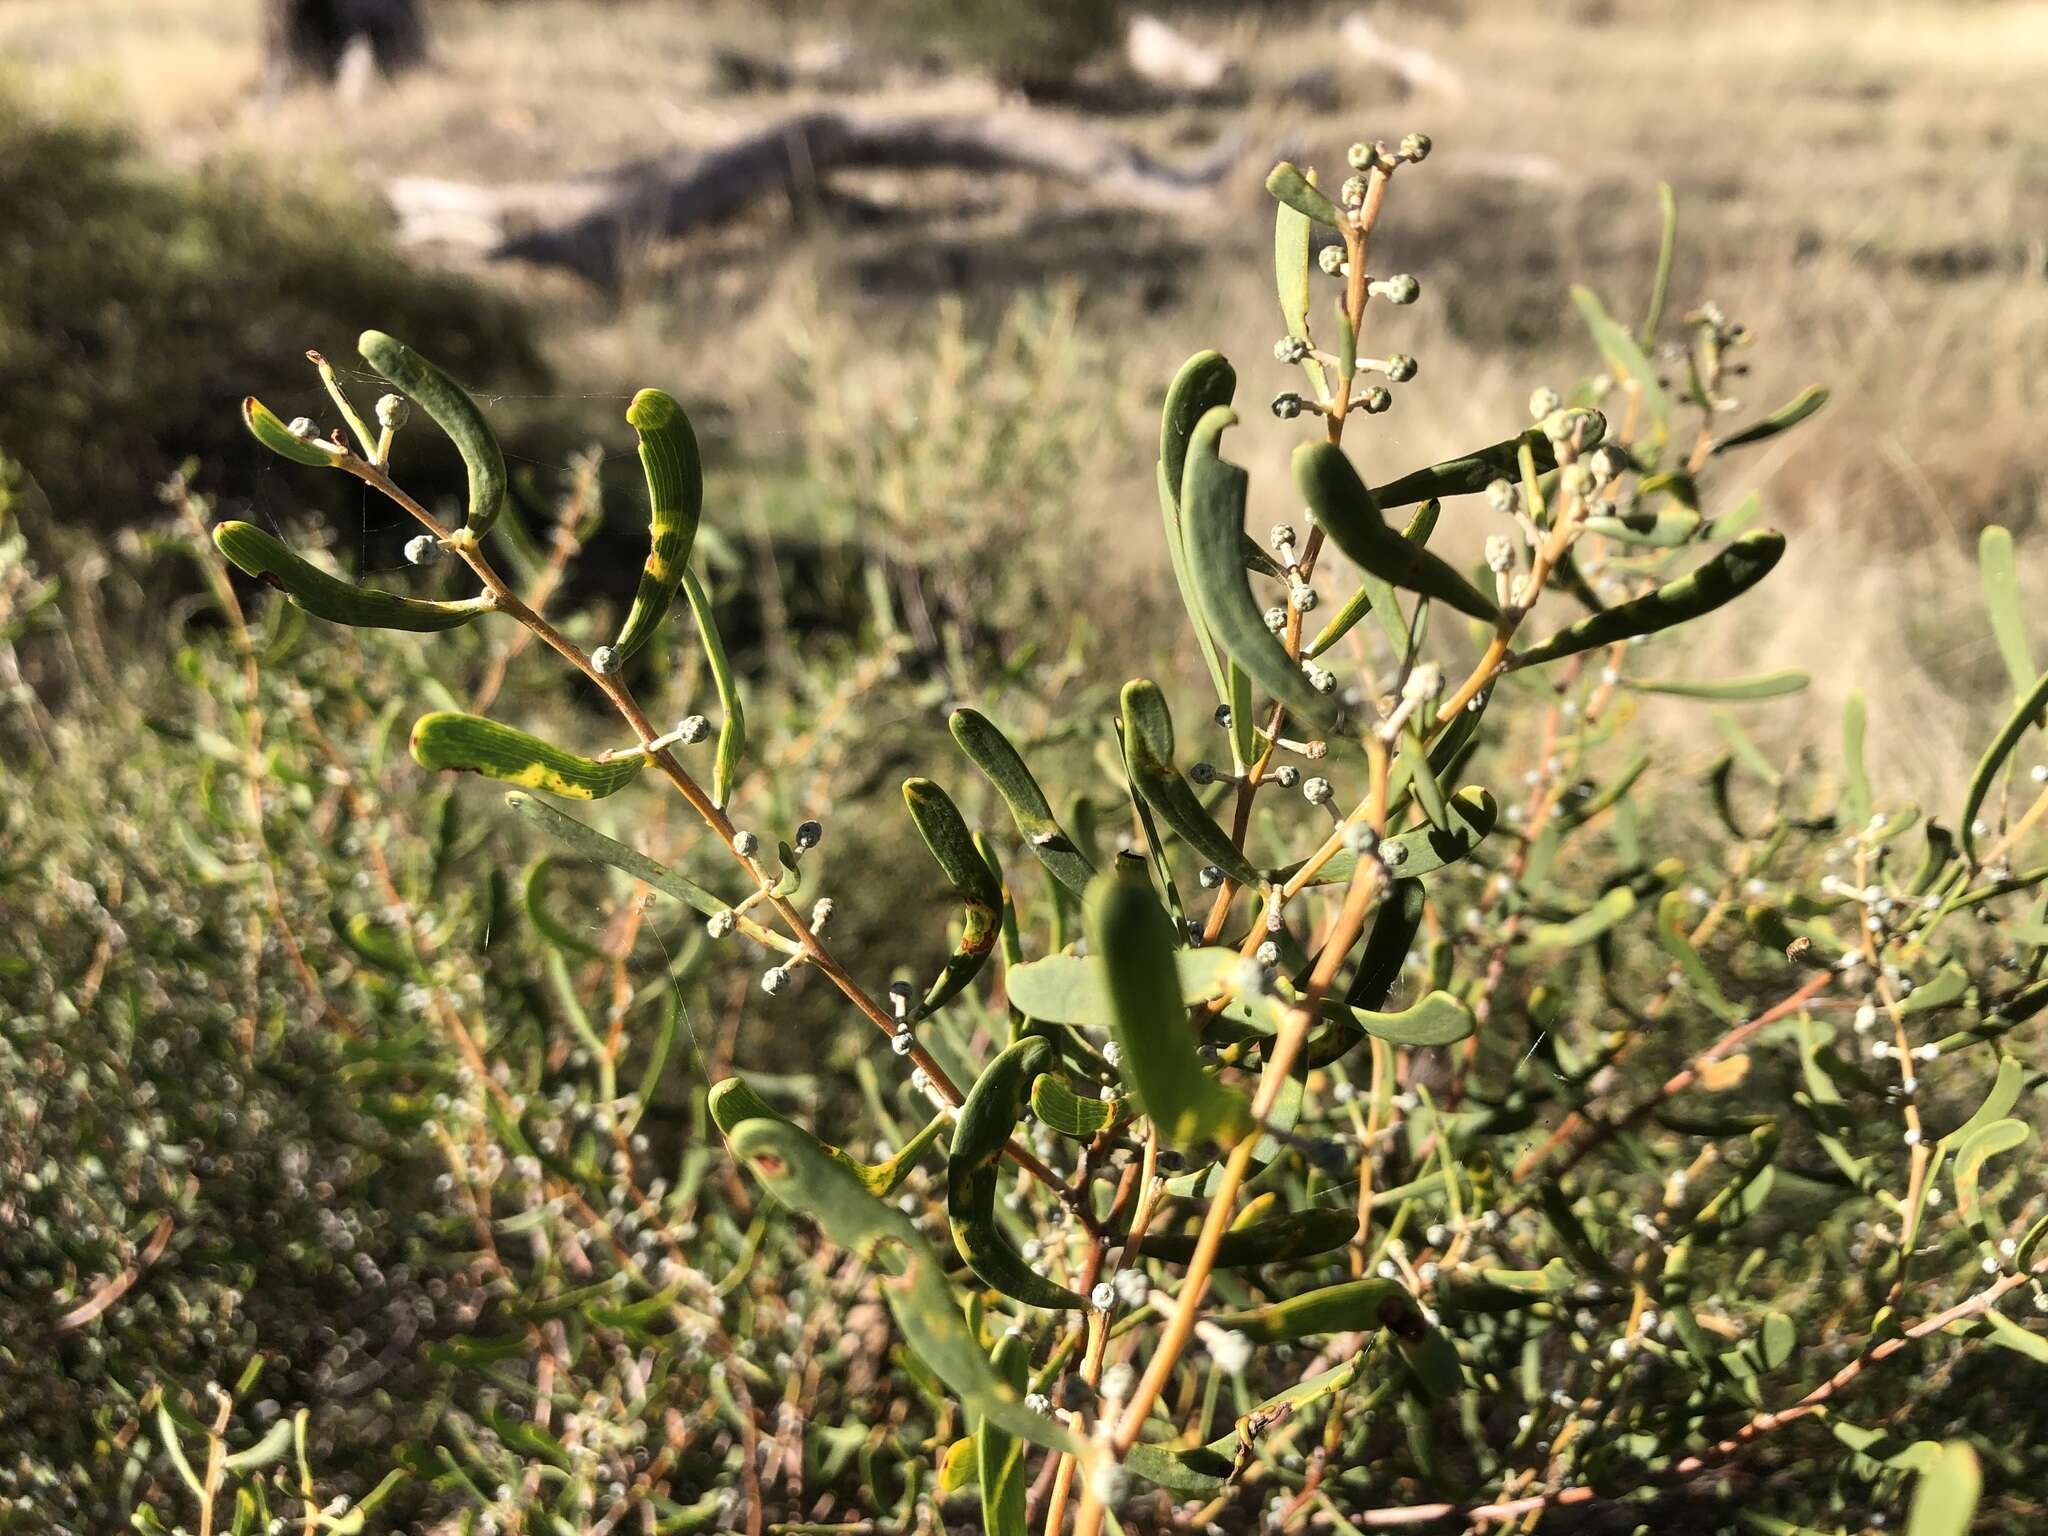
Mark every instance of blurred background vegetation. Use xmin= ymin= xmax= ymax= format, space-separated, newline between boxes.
xmin=3 ymin=1 xmax=2046 ymax=1530
xmin=3 ymin=0 xmax=2043 ymax=791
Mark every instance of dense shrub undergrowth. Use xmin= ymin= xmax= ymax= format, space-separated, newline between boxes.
xmin=4 ymin=130 xmax=2047 ymax=1536
xmin=0 ymin=84 xmax=541 ymax=540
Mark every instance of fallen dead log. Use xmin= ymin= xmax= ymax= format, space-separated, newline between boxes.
xmin=1125 ymin=12 xmax=1235 ymax=95
xmin=387 ymin=106 xmax=1249 ymax=281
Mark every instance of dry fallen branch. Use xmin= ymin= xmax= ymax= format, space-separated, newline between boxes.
xmin=1125 ymin=12 xmax=1235 ymax=95
xmin=1340 ymin=13 xmax=1465 ymax=98
xmin=388 ymin=105 xmax=1251 ymax=279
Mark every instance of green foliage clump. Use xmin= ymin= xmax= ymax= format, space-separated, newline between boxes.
xmin=0 ymin=527 xmax=448 ymax=1524
xmin=11 ymin=126 xmax=2048 ymax=1536
xmin=771 ymin=285 xmax=1139 ymax=642
xmin=0 ymin=86 xmax=541 ymax=532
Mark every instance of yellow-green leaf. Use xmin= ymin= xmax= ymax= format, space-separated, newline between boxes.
xmin=410 ymin=711 xmax=642 ymax=800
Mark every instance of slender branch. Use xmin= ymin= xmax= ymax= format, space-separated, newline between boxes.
xmin=1347 ymin=1266 xmax=2044 ymax=1528
xmin=1673 ymin=1266 xmax=2039 ymax=1473
xmin=1071 ymin=743 xmax=1392 ymax=1536
xmin=1200 ymin=157 xmax=1393 ymax=945
xmin=331 ymin=455 xmax=1087 ymax=1222
xmin=1509 ymin=968 xmax=1833 ymax=1188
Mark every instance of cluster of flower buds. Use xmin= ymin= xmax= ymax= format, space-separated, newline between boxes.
xmin=1346 ymin=133 xmax=1431 ymax=174
xmin=1369 ymin=274 xmax=1421 ymax=305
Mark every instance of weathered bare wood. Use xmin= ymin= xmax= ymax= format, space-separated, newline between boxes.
xmin=386 ymin=106 xmax=1249 ymax=280
xmin=1339 ymin=13 xmax=1465 ymax=98
xmin=1125 ymin=13 xmax=1235 ymax=95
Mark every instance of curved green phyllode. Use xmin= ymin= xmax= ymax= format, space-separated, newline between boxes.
xmin=1307 ymin=499 xmax=1441 ymax=658
xmin=1333 ymin=990 xmax=1475 ymax=1054
xmin=1159 ymin=351 xmax=1237 ymax=510
xmin=726 ymin=1117 xmax=1092 ymax=1466
xmin=903 ymin=777 xmax=1004 ymax=1017
xmin=947 ymin=1039 xmax=1088 ymax=1309
xmin=214 ymin=521 xmax=494 ymax=632
xmin=1132 ymin=1207 xmax=1357 ymax=1267
xmin=358 ymin=329 xmax=507 ymax=538
xmin=977 ymin=1331 xmax=1032 ymax=1536
xmin=611 ymin=388 xmax=704 ymax=663
xmin=1182 ymin=406 xmax=1344 ymax=732
xmin=241 ymin=396 xmax=338 ymax=469
xmin=680 ymin=567 xmax=745 ymax=806
xmin=949 ymin=708 xmax=1095 ymax=897
xmin=1509 ymin=531 xmax=1787 ymax=671
xmin=1120 ymin=679 xmax=1262 ymax=889
xmin=1961 ymin=665 xmax=2048 ymax=861
xmin=1209 ymin=1276 xmax=1426 ymax=1343
xmin=1294 ymin=441 xmax=1500 ymax=622
xmin=1265 ymin=162 xmax=1343 ymax=227
xmin=410 ymin=711 xmax=643 ymax=800
xmin=1086 ymin=872 xmax=1252 ymax=1152
xmin=1584 ymin=504 xmax=1702 ymax=547
xmin=1572 ymin=285 xmax=1669 ymax=430
xmin=1029 ymin=1073 xmax=1130 ymax=1140
xmin=726 ymin=1114 xmax=1237 ymax=1497
xmin=1712 ymin=384 xmax=1828 ymax=454
xmin=1279 ymin=786 xmax=1499 ymax=888
xmin=523 ymin=856 xmax=604 ymax=957
xmin=505 ymin=791 xmax=723 ymax=918
xmin=1366 ymin=414 xmax=1603 ymax=510
xmin=1347 ymin=877 xmax=1424 ymax=1012
xmin=708 ymin=1075 xmax=941 ymax=1197
xmin=1273 ymin=200 xmax=1316 ymax=376
xmin=1158 ymin=350 xmax=1254 ymax=756
xmin=1951 ymin=1117 xmax=2029 ymax=1237
xmin=1006 ymin=944 xmax=1241 ymax=1028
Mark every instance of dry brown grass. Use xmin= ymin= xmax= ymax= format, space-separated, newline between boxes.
xmin=9 ymin=0 xmax=2045 ymax=802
